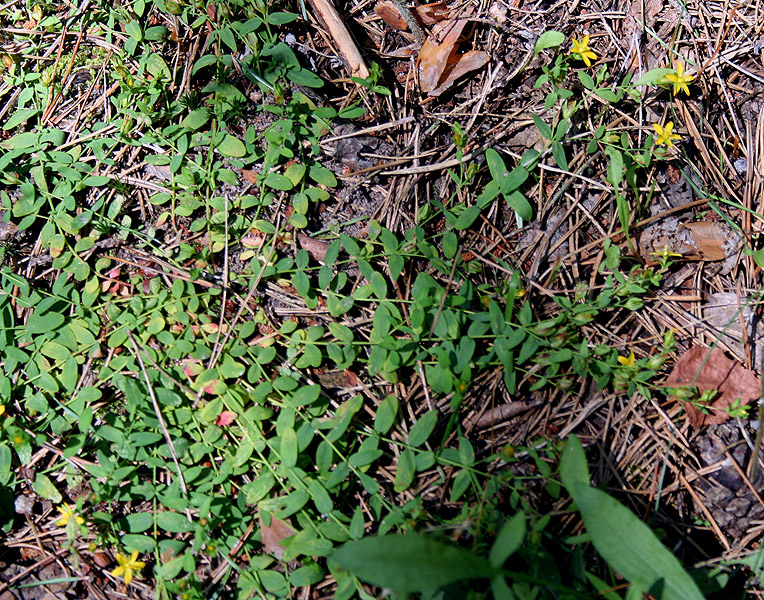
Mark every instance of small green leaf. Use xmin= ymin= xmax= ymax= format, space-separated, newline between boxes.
xmin=290 ymin=385 xmax=321 ymax=407
xmin=2 ymin=132 xmax=38 ymax=150
xmin=573 ymin=485 xmax=704 ymax=600
xmin=534 ymin=30 xmax=566 ymax=55
xmin=532 ymin=114 xmax=553 ymax=140
xmin=552 ymin=142 xmax=568 ymax=170
xmin=33 ymin=473 xmax=62 ymax=503
xmin=485 ymin=148 xmax=507 ymax=181
xmin=217 ymin=134 xmax=246 ymax=157
xmin=264 ymin=172 xmax=293 ymax=191
xmin=180 ymin=108 xmax=209 ymax=130
xmin=309 ymin=163 xmax=337 ymax=187
xmin=374 ymin=395 xmax=398 ymax=434
xmin=350 ymin=506 xmax=365 ymax=539
xmin=281 ymin=427 xmax=298 ymax=468
xmin=500 ymin=166 xmax=529 ymax=194
xmin=506 ymin=191 xmax=533 ymax=222
xmin=442 ymin=231 xmax=458 ymax=258
xmin=145 ymin=53 xmax=170 ymax=80
xmin=605 ymin=147 xmax=624 ymax=186
xmin=122 ymin=534 xmax=157 ymax=553
xmin=156 ymin=512 xmax=194 ymax=533
xmin=123 ymin=512 xmax=153 ymax=533
xmin=633 ymin=68 xmax=675 ymax=87
xmin=454 ymin=205 xmax=481 ymax=230
xmin=3 ymin=108 xmax=38 ymax=131
xmin=124 ymin=19 xmax=142 ymax=41
xmin=489 ymin=511 xmax=526 ymax=567
xmin=408 ymin=410 xmax=438 ymax=447
xmin=577 ymin=70 xmax=595 ymax=90
xmin=394 ymin=448 xmax=415 ymax=492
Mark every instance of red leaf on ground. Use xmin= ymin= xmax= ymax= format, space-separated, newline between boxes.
xmin=664 ymin=345 xmax=760 ymax=427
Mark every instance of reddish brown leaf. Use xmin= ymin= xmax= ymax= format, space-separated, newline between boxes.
xmin=298 ymin=234 xmax=330 ymax=263
xmin=241 ymin=169 xmax=259 ymax=184
xmin=664 ymin=345 xmax=760 ymax=427
xmin=428 ymin=49 xmax=489 ymax=96
xmin=374 ymin=1 xmax=448 ymax=29
xmin=315 ymin=369 xmax=362 ymax=388
xmin=417 ymin=13 xmax=471 ymax=92
xmin=259 ymin=509 xmax=297 ymax=559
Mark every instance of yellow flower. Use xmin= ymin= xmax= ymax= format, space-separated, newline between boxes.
xmin=570 ymin=35 xmax=598 ymax=67
xmin=618 ymin=350 xmax=636 ymax=367
xmin=111 ymin=551 xmax=145 ymax=585
xmin=56 ymin=503 xmax=85 ymax=527
xmin=653 ymin=121 xmax=681 ymax=148
xmin=0 ymin=405 xmax=5 ymax=417
xmin=649 ymin=245 xmax=682 ymax=260
xmin=664 ymin=61 xmax=694 ymax=96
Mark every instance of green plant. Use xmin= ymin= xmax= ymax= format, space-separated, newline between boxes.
xmin=0 ymin=4 xmax=739 ymax=597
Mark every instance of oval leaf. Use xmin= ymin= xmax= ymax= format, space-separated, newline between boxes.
xmin=333 ymin=534 xmax=498 ymax=595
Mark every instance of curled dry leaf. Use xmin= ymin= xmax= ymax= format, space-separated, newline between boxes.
xmin=472 ymin=399 xmax=545 ymax=429
xmin=664 ymin=345 xmax=760 ymax=427
xmin=374 ymin=1 xmax=448 ymax=30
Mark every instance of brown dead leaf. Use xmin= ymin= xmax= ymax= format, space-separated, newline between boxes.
xmin=664 ymin=345 xmax=760 ymax=427
xmin=315 ymin=369 xmax=362 ymax=388
xmin=241 ymin=169 xmax=259 ymax=184
xmin=298 ymin=233 xmax=330 ymax=263
xmin=259 ymin=509 xmax=297 ymax=559
xmin=417 ymin=10 xmax=472 ymax=93
xmin=623 ymin=0 xmax=664 ymax=40
xmin=374 ymin=1 xmax=448 ymax=29
xmin=636 ymin=218 xmax=741 ymax=266
xmin=428 ymin=50 xmax=489 ymax=96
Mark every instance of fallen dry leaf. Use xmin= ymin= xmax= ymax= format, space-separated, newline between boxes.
xmin=259 ymin=509 xmax=297 ymax=559
xmin=418 ymin=8 xmax=487 ymax=95
xmin=664 ymin=345 xmax=760 ymax=427
xmin=315 ymin=369 xmax=362 ymax=388
xmin=374 ymin=1 xmax=448 ymax=30
xmin=637 ymin=218 xmax=741 ymax=268
xmin=298 ymin=233 xmax=330 ymax=263
xmin=428 ymin=49 xmax=489 ymax=96
xmin=623 ymin=0 xmax=663 ymax=40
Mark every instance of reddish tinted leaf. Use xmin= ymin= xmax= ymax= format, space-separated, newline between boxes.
xmin=417 ymin=13 xmax=471 ymax=92
xmin=215 ymin=411 xmax=237 ymax=426
xmin=428 ymin=50 xmax=489 ymax=97
xmin=375 ymin=1 xmax=448 ymax=29
xmin=664 ymin=345 xmax=760 ymax=426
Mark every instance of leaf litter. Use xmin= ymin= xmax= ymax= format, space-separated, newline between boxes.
xmin=664 ymin=345 xmax=760 ymax=427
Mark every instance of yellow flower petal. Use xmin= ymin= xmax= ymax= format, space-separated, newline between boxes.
xmin=570 ymin=35 xmax=598 ymax=68
xmin=618 ymin=350 xmax=636 ymax=367
xmin=111 ymin=565 xmax=125 ymax=577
